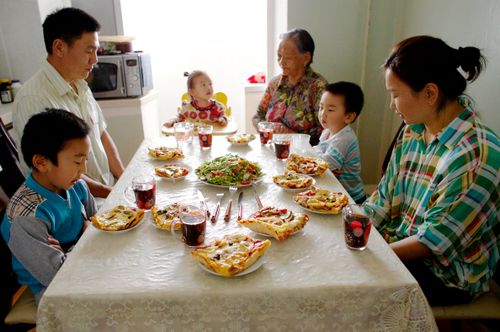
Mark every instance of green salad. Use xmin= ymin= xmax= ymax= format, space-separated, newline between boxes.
xmin=195 ymin=154 xmax=263 ymax=186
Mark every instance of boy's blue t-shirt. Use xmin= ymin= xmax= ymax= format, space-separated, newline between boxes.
xmin=1 ymin=175 xmax=89 ymax=295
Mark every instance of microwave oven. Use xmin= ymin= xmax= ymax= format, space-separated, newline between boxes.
xmin=87 ymin=52 xmax=153 ymax=99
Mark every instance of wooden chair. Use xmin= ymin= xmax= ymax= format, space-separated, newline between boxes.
xmin=0 ymin=119 xmax=37 ymax=331
xmin=432 ymin=273 xmax=500 ymax=327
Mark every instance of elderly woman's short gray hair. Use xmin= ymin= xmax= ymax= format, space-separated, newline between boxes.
xmin=280 ymin=28 xmax=315 ymax=67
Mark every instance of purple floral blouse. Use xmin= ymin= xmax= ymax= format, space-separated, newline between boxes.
xmin=255 ymin=67 xmax=327 ymax=144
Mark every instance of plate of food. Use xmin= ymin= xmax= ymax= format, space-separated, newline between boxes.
xmin=272 ymin=171 xmax=315 ymax=192
xmin=195 ymin=153 xmax=264 ymax=187
xmin=285 ymin=153 xmax=329 ymax=176
xmin=226 ymin=133 xmax=256 ymax=146
xmin=293 ymin=187 xmax=349 ymax=214
xmin=154 ymin=163 xmax=191 ymax=181
xmin=147 ymin=146 xmax=184 ymax=160
xmin=151 ymin=203 xmax=183 ymax=230
xmin=198 ymin=257 xmax=265 ymax=277
xmin=90 ymin=205 xmax=145 ymax=233
xmin=237 ymin=206 xmax=309 ymax=241
xmin=192 ymin=234 xmax=271 ymax=277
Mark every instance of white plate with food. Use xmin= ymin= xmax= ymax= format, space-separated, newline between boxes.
xmin=195 ymin=153 xmax=264 ymax=187
xmin=90 ymin=205 xmax=145 ymax=233
xmin=293 ymin=187 xmax=349 ymax=215
xmin=154 ymin=163 xmax=191 ymax=181
xmin=273 ymin=171 xmax=316 ymax=192
xmin=226 ymin=133 xmax=256 ymax=146
xmin=285 ymin=153 xmax=329 ymax=176
xmin=198 ymin=257 xmax=264 ymax=277
xmin=147 ymin=146 xmax=185 ymax=160
xmin=198 ymin=176 xmax=263 ymax=188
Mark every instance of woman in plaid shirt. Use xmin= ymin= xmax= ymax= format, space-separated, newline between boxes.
xmin=366 ymin=35 xmax=499 ymax=306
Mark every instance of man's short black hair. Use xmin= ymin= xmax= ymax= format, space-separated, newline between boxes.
xmin=21 ymin=109 xmax=89 ymax=168
xmin=325 ymin=82 xmax=364 ymax=120
xmin=42 ymin=7 xmax=100 ymax=54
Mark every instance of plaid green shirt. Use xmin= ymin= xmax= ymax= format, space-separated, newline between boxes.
xmin=367 ymin=96 xmax=500 ymax=296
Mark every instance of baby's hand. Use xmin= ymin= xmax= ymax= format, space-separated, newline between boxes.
xmin=163 ymin=119 xmax=177 ymax=128
xmin=217 ymin=117 xmax=228 ymax=127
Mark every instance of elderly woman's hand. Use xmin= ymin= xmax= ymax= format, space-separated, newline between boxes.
xmin=273 ymin=123 xmax=296 ymax=134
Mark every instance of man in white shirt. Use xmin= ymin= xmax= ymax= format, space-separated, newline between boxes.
xmin=13 ymin=7 xmax=124 ymax=198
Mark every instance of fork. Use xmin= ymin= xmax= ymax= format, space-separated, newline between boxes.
xmin=224 ymin=186 xmax=238 ymax=222
xmin=211 ymin=193 xmax=224 ymax=223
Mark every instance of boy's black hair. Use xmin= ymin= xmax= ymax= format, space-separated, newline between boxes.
xmin=42 ymin=7 xmax=100 ymax=54
xmin=21 ymin=109 xmax=89 ymax=168
xmin=325 ymin=82 xmax=364 ymax=121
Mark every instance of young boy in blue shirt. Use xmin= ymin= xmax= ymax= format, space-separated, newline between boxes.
xmin=1 ymin=108 xmax=96 ymax=304
xmin=313 ymin=82 xmax=366 ymax=203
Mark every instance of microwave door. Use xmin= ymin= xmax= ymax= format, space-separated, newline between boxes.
xmin=88 ymin=58 xmax=127 ymax=99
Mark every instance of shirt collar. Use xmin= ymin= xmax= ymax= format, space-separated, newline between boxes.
xmin=26 ymin=174 xmax=68 ymax=204
xmin=42 ymin=60 xmax=89 ymax=97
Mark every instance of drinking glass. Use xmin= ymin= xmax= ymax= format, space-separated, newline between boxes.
xmin=124 ymin=175 xmax=156 ymax=210
xmin=198 ymin=124 xmax=213 ymax=150
xmin=170 ymin=205 xmax=206 ymax=246
xmin=174 ymin=122 xmax=194 ymax=148
xmin=342 ymin=204 xmax=374 ymax=251
xmin=258 ymin=121 xmax=274 ymax=144
xmin=273 ymin=134 xmax=292 ymax=159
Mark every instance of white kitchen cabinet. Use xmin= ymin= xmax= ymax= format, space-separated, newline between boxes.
xmin=97 ymin=90 xmax=160 ymax=166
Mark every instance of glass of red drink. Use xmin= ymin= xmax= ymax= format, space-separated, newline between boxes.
xmin=170 ymin=205 xmax=206 ymax=246
xmin=124 ymin=175 xmax=156 ymax=210
xmin=342 ymin=204 xmax=373 ymax=251
xmin=198 ymin=124 xmax=213 ymax=150
xmin=258 ymin=121 xmax=274 ymax=144
xmin=273 ymin=134 xmax=292 ymax=159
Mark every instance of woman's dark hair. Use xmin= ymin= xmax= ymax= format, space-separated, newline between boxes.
xmin=42 ymin=7 xmax=100 ymax=54
xmin=281 ymin=28 xmax=315 ymax=66
xmin=325 ymin=82 xmax=364 ymax=120
xmin=383 ymin=35 xmax=485 ymax=109
xmin=22 ymin=109 xmax=89 ymax=168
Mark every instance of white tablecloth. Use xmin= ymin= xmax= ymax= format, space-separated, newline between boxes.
xmin=37 ymin=135 xmax=437 ymax=331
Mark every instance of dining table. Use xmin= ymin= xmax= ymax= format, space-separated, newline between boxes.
xmin=37 ymin=135 xmax=437 ymax=331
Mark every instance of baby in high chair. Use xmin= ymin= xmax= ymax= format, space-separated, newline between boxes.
xmin=164 ymin=70 xmax=228 ymax=128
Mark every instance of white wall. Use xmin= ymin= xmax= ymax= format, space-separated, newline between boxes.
xmin=0 ymin=0 xmax=69 ymax=82
xmin=120 ymin=0 xmax=267 ymax=133
xmin=401 ymin=0 xmax=500 ymax=135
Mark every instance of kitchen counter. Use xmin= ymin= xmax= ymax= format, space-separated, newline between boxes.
xmin=0 ymin=102 xmax=13 ymax=127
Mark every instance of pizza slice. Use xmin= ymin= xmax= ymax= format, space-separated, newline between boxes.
xmin=272 ymin=171 xmax=314 ymax=189
xmin=90 ymin=205 xmax=144 ymax=231
xmin=148 ymin=146 xmax=184 ymax=160
xmin=285 ymin=153 xmax=329 ymax=175
xmin=151 ymin=203 xmax=183 ymax=230
xmin=154 ymin=164 xmax=189 ymax=179
xmin=237 ymin=206 xmax=309 ymax=240
xmin=293 ymin=187 xmax=349 ymax=213
xmin=191 ymin=234 xmax=271 ymax=277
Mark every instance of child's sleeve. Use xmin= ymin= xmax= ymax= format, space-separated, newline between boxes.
xmin=316 ymin=144 xmax=345 ymax=171
xmin=8 ymin=215 xmax=66 ymax=288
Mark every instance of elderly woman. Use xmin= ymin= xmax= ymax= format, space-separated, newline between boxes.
xmin=366 ymin=35 xmax=499 ymax=306
xmin=252 ymin=28 xmax=327 ymax=145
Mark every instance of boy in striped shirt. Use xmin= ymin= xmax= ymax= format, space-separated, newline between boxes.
xmin=313 ymin=82 xmax=366 ymax=203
